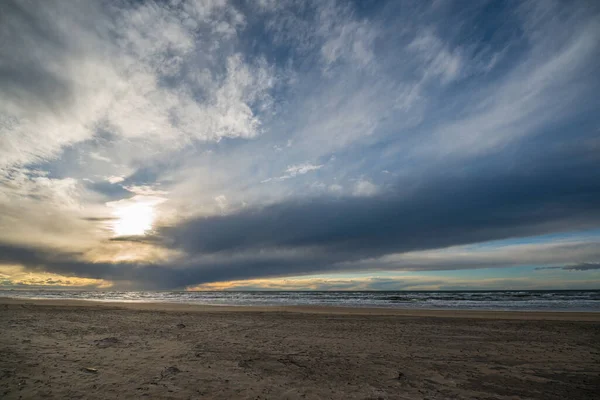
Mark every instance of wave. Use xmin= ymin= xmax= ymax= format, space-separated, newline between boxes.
xmin=1 ymin=289 xmax=598 ymax=311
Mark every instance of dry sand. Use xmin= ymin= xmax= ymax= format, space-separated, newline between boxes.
xmin=1 ymin=298 xmax=599 ymax=399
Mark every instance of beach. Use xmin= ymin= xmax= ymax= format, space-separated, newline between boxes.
xmin=1 ymin=299 xmax=599 ymax=399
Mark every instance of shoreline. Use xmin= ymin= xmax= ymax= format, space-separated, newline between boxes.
xmin=2 ymin=297 xmax=599 ymax=320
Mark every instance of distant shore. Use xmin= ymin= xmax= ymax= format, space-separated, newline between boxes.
xmin=1 ymin=298 xmax=599 ymax=399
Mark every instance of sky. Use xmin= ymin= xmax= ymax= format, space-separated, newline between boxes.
xmin=1 ymin=0 xmax=599 ymax=291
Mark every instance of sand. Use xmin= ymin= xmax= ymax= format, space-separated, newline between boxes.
xmin=1 ymin=299 xmax=599 ymax=399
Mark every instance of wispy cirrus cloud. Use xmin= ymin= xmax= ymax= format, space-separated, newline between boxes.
xmin=0 ymin=0 xmax=275 ymax=170
xmin=261 ymin=162 xmax=323 ymax=183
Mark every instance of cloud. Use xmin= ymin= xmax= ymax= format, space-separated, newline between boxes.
xmin=2 ymin=148 xmax=598 ymax=289
xmin=537 ymin=262 xmax=600 ymax=271
xmin=562 ymin=263 xmax=600 ymax=271
xmin=192 ymin=275 xmax=600 ymax=292
xmin=214 ymin=195 xmax=228 ymax=212
xmin=162 ymin=154 xmax=600 ymax=258
xmin=0 ymin=0 xmax=276 ymax=170
xmin=285 ymin=163 xmax=324 ymax=176
xmin=1 ymin=0 xmax=599 ymax=290
xmin=374 ymin=240 xmax=600 ymax=272
xmin=417 ymin=7 xmax=600 ymax=158
xmin=407 ymin=30 xmax=463 ymax=83
xmin=0 ymin=264 xmax=109 ymax=289
xmin=353 ymin=179 xmax=378 ymax=197
xmin=123 ymin=185 xmax=169 ymax=197
xmin=192 ymin=276 xmax=447 ymax=291
xmin=106 ymin=176 xmax=125 ymax=184
xmin=262 ymin=162 xmax=324 ymax=183
xmin=0 ymin=168 xmax=99 ymax=248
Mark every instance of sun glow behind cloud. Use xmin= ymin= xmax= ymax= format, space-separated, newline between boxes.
xmin=112 ymin=203 xmax=154 ymax=236
xmin=107 ymin=196 xmax=166 ymax=237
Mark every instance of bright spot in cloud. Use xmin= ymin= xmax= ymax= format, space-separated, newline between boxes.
xmin=107 ymin=196 xmax=166 ymax=237
xmin=106 ymin=175 xmax=125 ymax=184
xmin=112 ymin=204 xmax=154 ymax=236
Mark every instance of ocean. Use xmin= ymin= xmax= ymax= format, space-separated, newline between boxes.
xmin=1 ymin=289 xmax=599 ymax=311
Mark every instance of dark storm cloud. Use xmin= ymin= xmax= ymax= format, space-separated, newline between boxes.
xmin=0 ymin=243 xmax=123 ymax=280
xmin=0 ymin=240 xmax=345 ymax=290
xmin=562 ymin=263 xmax=600 ymax=271
xmin=2 ymin=147 xmax=599 ymax=289
xmin=163 ymin=157 xmax=600 ymax=259
xmin=538 ymin=263 xmax=600 ymax=271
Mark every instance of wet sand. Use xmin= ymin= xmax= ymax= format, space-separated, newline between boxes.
xmin=1 ymin=298 xmax=599 ymax=399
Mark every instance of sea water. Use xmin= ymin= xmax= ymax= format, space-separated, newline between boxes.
xmin=1 ymin=290 xmax=599 ymax=311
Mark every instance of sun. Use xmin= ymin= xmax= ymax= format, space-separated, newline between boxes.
xmin=106 ymin=194 xmax=166 ymax=237
xmin=112 ymin=202 xmax=155 ymax=236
